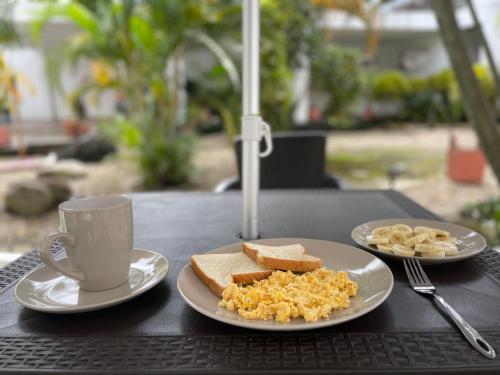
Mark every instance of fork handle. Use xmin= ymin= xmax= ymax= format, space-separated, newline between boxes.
xmin=432 ymin=294 xmax=496 ymax=359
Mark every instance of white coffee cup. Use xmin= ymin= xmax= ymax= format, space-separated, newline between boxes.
xmin=38 ymin=195 xmax=133 ymax=291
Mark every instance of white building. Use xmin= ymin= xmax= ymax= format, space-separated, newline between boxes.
xmin=3 ymin=0 xmax=500 ymax=125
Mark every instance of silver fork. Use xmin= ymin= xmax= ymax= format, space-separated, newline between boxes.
xmin=403 ymin=258 xmax=496 ymax=359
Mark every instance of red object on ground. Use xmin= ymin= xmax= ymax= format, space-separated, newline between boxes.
xmin=447 ymin=134 xmax=486 ymax=183
xmin=63 ymin=120 xmax=90 ymax=138
xmin=0 ymin=127 xmax=11 ymax=146
xmin=309 ymin=106 xmax=322 ymax=122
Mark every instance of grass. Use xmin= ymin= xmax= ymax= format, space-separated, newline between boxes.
xmin=326 ymin=148 xmax=445 ymax=183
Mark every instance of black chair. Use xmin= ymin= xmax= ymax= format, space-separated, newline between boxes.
xmin=214 ymin=131 xmax=346 ymax=192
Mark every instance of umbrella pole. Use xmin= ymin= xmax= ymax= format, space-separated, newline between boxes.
xmin=241 ymin=0 xmax=260 ymax=240
xmin=241 ymin=0 xmax=273 ymax=240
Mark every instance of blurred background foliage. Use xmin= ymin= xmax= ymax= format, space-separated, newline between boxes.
xmin=34 ymin=0 xmax=364 ymax=188
xmin=370 ymin=64 xmax=495 ymax=124
xmin=32 ymin=0 xmax=497 ymax=189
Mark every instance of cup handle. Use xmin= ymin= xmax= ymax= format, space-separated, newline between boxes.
xmin=38 ymin=232 xmax=85 ymax=281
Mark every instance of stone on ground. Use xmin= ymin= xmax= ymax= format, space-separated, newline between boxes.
xmin=38 ymin=160 xmax=87 ymax=179
xmin=5 ymin=181 xmax=54 ymax=216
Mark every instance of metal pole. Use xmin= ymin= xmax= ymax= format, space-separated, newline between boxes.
xmin=242 ymin=0 xmax=260 ymax=239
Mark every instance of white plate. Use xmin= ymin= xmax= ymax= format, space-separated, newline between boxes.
xmin=177 ymin=238 xmax=393 ymax=331
xmin=16 ymin=248 xmax=169 ymax=313
xmin=351 ymin=218 xmax=487 ymax=265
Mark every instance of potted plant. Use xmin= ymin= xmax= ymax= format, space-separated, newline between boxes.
xmin=0 ymin=108 xmax=11 ymax=147
xmin=446 ymin=65 xmax=494 ymax=184
xmin=447 ymin=133 xmax=486 ymax=183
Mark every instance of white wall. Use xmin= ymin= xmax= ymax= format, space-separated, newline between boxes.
xmin=3 ymin=47 xmax=53 ymax=121
xmin=473 ymin=0 xmax=500 ymax=67
xmin=4 ymin=45 xmax=116 ymax=123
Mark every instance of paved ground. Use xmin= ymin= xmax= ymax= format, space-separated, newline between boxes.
xmin=0 ymin=125 xmax=498 ymax=261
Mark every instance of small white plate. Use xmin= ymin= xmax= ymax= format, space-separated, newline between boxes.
xmin=351 ymin=218 xmax=487 ymax=265
xmin=16 ymin=249 xmax=169 ymax=313
xmin=177 ymin=238 xmax=393 ymax=331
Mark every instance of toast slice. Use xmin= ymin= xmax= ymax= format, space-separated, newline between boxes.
xmin=191 ymin=252 xmax=273 ymax=296
xmin=242 ymin=243 xmax=323 ymax=272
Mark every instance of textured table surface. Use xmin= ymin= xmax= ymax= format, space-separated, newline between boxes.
xmin=0 ymin=190 xmax=499 ymax=374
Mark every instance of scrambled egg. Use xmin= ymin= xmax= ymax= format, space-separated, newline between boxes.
xmin=219 ymin=268 xmax=358 ymax=323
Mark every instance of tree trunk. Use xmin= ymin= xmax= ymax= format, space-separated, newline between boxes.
xmin=431 ymin=0 xmax=500 ymax=183
xmin=465 ymin=0 xmax=500 ymax=113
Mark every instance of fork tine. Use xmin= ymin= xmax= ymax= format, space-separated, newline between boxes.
xmin=414 ymin=258 xmax=431 ymax=284
xmin=410 ymin=259 xmax=423 ymax=284
xmin=407 ymin=259 xmax=423 ymax=284
xmin=403 ymin=260 xmax=416 ymax=285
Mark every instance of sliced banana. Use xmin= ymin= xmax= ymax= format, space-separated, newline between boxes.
xmin=367 ymin=224 xmax=458 ymax=259
xmin=424 ymin=250 xmax=446 ymax=258
xmin=391 ymin=244 xmax=415 ymax=257
xmin=376 ymin=244 xmax=394 ymax=254
xmin=404 ymin=233 xmax=428 ymax=248
xmin=433 ymin=241 xmax=458 ymax=256
xmin=391 ymin=224 xmax=412 ymax=235
xmin=414 ymin=226 xmax=437 ymax=239
xmin=414 ymin=243 xmax=436 ymax=254
xmin=372 ymin=226 xmax=393 ymax=238
xmin=367 ymin=236 xmax=389 ymax=245
xmin=433 ymin=228 xmax=450 ymax=238
xmin=389 ymin=231 xmax=407 ymax=244
xmin=440 ymin=236 xmax=457 ymax=244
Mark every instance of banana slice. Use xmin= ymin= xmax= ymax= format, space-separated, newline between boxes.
xmin=372 ymin=226 xmax=393 ymax=238
xmin=391 ymin=244 xmax=415 ymax=257
xmin=433 ymin=228 xmax=450 ymax=238
xmin=392 ymin=224 xmax=412 ymax=235
xmin=424 ymin=250 xmax=446 ymax=258
xmin=404 ymin=233 xmax=428 ymax=247
xmin=433 ymin=241 xmax=458 ymax=256
xmin=389 ymin=231 xmax=407 ymax=244
xmin=367 ymin=236 xmax=389 ymax=245
xmin=377 ymin=244 xmax=394 ymax=254
xmin=414 ymin=243 xmax=436 ymax=254
xmin=414 ymin=226 xmax=437 ymax=239
xmin=440 ymin=236 xmax=456 ymax=244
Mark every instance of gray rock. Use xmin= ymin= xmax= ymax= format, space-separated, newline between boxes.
xmin=38 ymin=160 xmax=87 ymax=179
xmin=5 ymin=181 xmax=54 ymax=216
xmin=41 ymin=178 xmax=71 ymax=205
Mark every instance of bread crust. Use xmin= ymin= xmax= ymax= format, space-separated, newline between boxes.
xmin=242 ymin=243 xmax=323 ymax=272
xmin=191 ymin=255 xmax=273 ymax=297
xmin=242 ymin=243 xmax=260 ymax=264
xmin=191 ymin=256 xmax=225 ymax=297
xmin=232 ymin=270 xmax=273 ymax=284
xmin=258 ymin=255 xmax=322 ymax=272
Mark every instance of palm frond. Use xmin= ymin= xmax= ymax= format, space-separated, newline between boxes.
xmin=186 ymin=30 xmax=240 ymax=92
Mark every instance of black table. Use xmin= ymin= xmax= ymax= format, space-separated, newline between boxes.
xmin=1 ymin=190 xmax=500 ymax=374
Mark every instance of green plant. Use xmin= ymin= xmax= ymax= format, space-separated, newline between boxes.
xmin=371 ymin=65 xmax=494 ymax=124
xmin=371 ymin=70 xmax=411 ymax=101
xmin=189 ymin=63 xmax=241 ymax=142
xmin=310 ymin=45 xmax=361 ymax=121
xmin=34 ymin=0 xmax=236 ymax=188
xmin=473 ymin=64 xmax=495 ymax=99
xmin=460 ymin=198 xmax=500 ymax=246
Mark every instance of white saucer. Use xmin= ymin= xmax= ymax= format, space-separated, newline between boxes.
xmin=15 ymin=248 xmax=169 ymax=313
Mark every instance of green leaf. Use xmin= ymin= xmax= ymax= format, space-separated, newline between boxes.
xmin=66 ymin=3 xmax=99 ymax=35
xmin=129 ymin=15 xmax=156 ymax=51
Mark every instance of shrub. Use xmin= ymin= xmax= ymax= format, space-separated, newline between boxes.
xmin=310 ymin=45 xmax=362 ymax=120
xmin=460 ymin=198 xmax=500 ymax=246
xmin=371 ymin=70 xmax=411 ymax=101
